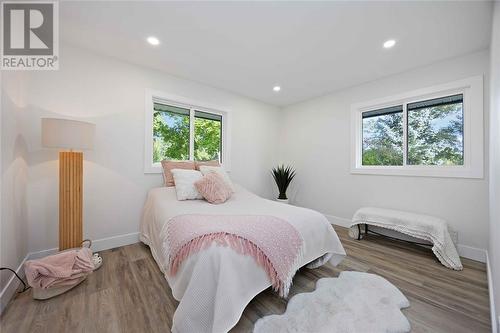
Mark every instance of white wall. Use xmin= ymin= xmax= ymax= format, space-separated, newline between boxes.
xmin=279 ymin=50 xmax=490 ymax=251
xmin=19 ymin=44 xmax=280 ymax=253
xmin=0 ymin=71 xmax=29 ymax=308
xmin=489 ymin=1 xmax=500 ymax=329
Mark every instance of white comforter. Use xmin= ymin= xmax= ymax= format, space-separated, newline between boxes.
xmin=140 ymin=185 xmax=346 ymax=333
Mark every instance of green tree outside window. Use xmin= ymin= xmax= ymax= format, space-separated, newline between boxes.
xmin=152 ymin=104 xmax=222 ymax=163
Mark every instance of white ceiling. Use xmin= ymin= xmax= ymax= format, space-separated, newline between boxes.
xmin=60 ymin=1 xmax=493 ymax=107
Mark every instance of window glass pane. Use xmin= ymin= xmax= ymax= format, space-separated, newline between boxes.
xmin=153 ymin=103 xmax=190 ymax=162
xmin=407 ymin=94 xmax=463 ymax=166
xmin=194 ymin=111 xmax=222 ymax=162
xmin=362 ymin=106 xmax=403 ymax=166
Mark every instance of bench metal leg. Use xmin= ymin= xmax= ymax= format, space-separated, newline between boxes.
xmin=358 ymin=223 xmax=433 ymax=247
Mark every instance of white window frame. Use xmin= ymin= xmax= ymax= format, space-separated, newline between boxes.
xmin=351 ymin=75 xmax=483 ymax=178
xmin=144 ymin=89 xmax=231 ymax=173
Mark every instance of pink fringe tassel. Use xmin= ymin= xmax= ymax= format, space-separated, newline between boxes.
xmin=168 ymin=233 xmax=284 ymax=295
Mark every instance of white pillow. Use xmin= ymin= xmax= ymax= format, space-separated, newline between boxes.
xmin=198 ymin=166 xmax=235 ymax=192
xmin=171 ymin=169 xmax=204 ymax=200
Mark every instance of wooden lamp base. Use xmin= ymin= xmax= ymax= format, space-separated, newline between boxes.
xmin=59 ymin=151 xmax=83 ymax=250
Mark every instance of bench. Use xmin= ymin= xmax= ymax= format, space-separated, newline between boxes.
xmin=348 ymin=207 xmax=462 ymax=270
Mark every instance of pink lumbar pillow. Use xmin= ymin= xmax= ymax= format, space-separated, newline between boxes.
xmin=194 ymin=172 xmax=232 ymax=204
xmin=161 ymin=160 xmax=196 ymax=187
xmin=195 ymin=160 xmax=220 ymax=170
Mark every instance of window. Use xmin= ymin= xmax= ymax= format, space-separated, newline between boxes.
xmin=351 ymin=76 xmax=483 ymax=178
xmin=362 ymin=106 xmax=403 ymax=166
xmin=194 ymin=111 xmax=222 ymax=162
xmin=145 ymin=90 xmax=229 ymax=173
xmin=153 ymin=103 xmax=190 ymax=162
xmin=407 ymin=94 xmax=463 ymax=166
xmin=362 ymin=95 xmax=464 ymax=167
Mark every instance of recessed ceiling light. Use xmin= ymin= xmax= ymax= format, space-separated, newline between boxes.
xmin=147 ymin=36 xmax=160 ymax=46
xmin=383 ymin=39 xmax=396 ymax=49
xmin=273 ymin=86 xmax=281 ymax=92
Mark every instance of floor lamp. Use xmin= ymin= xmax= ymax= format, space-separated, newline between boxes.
xmin=42 ymin=118 xmax=95 ymax=251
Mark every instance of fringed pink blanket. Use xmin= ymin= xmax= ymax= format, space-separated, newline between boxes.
xmin=163 ymin=214 xmax=304 ymax=297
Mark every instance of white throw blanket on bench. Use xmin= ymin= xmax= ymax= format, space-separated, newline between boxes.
xmin=350 ymin=207 xmax=463 ymax=270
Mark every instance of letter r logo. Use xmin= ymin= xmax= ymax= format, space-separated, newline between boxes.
xmin=2 ymin=2 xmax=54 ymax=56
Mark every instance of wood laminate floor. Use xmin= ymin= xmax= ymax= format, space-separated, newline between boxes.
xmin=0 ymin=226 xmax=491 ymax=333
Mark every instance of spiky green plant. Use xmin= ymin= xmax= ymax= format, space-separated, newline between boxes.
xmin=271 ymin=164 xmax=296 ymax=200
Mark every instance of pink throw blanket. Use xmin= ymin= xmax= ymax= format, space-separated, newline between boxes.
xmin=24 ymin=247 xmax=94 ymax=289
xmin=163 ymin=214 xmax=304 ymax=297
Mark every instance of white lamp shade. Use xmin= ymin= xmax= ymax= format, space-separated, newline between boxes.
xmin=42 ymin=118 xmax=95 ymax=150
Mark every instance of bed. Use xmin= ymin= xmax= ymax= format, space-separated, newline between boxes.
xmin=140 ymin=184 xmax=346 ymax=333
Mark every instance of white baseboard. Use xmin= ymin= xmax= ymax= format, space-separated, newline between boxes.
xmin=91 ymin=232 xmax=140 ymax=252
xmin=325 ymin=214 xmax=487 ymax=263
xmin=0 ymin=231 xmax=141 ymax=315
xmin=29 ymin=247 xmax=58 ymax=260
xmin=0 ymin=254 xmax=29 ymax=315
xmin=325 ymin=214 xmax=351 ymax=228
xmin=457 ymin=244 xmax=487 ymax=263
xmin=26 ymin=232 xmax=142 ymax=260
xmin=486 ymin=252 xmax=499 ymax=333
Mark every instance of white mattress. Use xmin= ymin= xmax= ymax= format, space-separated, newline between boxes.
xmin=140 ymin=184 xmax=346 ymax=333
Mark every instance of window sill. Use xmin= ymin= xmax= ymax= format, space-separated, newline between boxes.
xmin=350 ymin=165 xmax=483 ymax=179
xmin=144 ymin=163 xmax=231 ymax=174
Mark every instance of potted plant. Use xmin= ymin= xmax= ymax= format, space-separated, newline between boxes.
xmin=271 ymin=164 xmax=296 ymax=204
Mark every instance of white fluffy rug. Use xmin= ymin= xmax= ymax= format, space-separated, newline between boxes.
xmin=253 ymin=271 xmax=410 ymax=333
